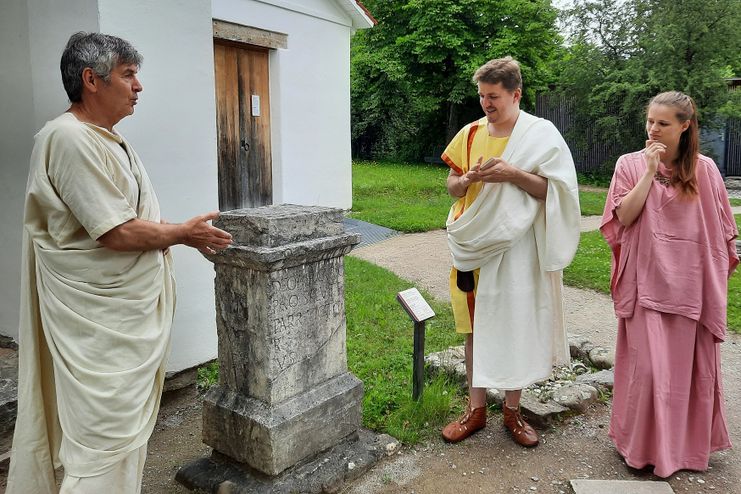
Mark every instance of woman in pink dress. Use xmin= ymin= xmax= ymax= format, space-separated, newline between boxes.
xmin=600 ymin=91 xmax=738 ymax=478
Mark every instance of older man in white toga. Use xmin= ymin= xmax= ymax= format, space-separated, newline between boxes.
xmin=7 ymin=32 xmax=232 ymax=493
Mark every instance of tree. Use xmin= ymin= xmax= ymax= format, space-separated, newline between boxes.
xmin=558 ymin=0 xmax=741 ymax=170
xmin=351 ymin=0 xmax=563 ymax=161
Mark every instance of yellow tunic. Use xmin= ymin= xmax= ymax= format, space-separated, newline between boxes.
xmin=7 ymin=113 xmax=176 ymax=493
xmin=442 ymin=120 xmax=508 ymax=333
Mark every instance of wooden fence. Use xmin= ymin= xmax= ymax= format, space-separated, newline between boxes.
xmin=536 ymin=92 xmax=741 ymax=176
xmin=726 ymin=118 xmax=741 ymax=176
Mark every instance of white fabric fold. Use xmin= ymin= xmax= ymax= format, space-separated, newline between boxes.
xmin=8 ymin=114 xmax=176 ymax=493
xmin=447 ymin=111 xmax=580 ymax=389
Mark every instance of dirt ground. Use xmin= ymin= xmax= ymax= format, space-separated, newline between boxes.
xmin=3 ymin=227 xmax=739 ymax=493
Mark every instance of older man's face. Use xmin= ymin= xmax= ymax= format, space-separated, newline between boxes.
xmin=97 ymin=63 xmax=142 ymax=124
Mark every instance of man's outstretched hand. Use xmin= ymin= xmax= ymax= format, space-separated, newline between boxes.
xmin=182 ymin=212 xmax=233 ymax=255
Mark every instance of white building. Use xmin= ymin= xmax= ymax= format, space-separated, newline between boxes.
xmin=0 ymin=0 xmax=374 ymax=372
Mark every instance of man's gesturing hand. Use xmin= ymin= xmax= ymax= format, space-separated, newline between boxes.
xmin=182 ymin=212 xmax=233 ymax=255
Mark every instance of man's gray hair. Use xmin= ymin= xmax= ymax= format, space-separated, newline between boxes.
xmin=60 ymin=32 xmax=143 ymax=103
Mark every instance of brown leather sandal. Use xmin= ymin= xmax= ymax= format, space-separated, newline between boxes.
xmin=442 ymin=405 xmax=487 ymax=443
xmin=503 ymin=405 xmax=539 ymax=447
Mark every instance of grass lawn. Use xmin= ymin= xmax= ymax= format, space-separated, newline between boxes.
xmin=350 ymin=161 xmax=451 ymax=232
xmin=732 ymin=198 xmax=741 ymax=207
xmin=345 ymin=256 xmax=465 ymax=442
xmin=579 ymin=191 xmax=607 ymax=216
xmin=351 ymin=161 xmax=612 ymax=231
xmin=563 ymin=230 xmax=611 ymax=293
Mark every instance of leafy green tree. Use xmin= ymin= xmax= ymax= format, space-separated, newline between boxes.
xmin=351 ymin=0 xmax=563 ymax=161
xmin=558 ymin=0 xmax=741 ymax=169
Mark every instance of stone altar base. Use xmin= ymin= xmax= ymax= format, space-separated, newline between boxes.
xmin=201 ymin=372 xmax=363 ymax=475
xmin=176 ymin=429 xmax=398 ymax=494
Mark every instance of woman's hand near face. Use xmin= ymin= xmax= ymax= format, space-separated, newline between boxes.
xmin=644 ymin=139 xmax=667 ymax=175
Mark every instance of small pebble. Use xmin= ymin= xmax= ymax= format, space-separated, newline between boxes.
xmin=697 ymin=479 xmax=705 ymax=484
xmin=531 ymin=477 xmax=539 ymax=482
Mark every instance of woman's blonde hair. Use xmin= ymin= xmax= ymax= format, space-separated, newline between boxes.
xmin=648 ymin=91 xmax=699 ymax=196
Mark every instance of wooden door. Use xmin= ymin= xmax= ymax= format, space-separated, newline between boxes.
xmin=213 ymin=40 xmax=272 ymax=210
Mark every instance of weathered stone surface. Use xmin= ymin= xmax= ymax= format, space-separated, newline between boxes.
xmin=0 ymin=347 xmax=18 ymax=438
xmin=424 ymin=346 xmax=614 ymax=426
xmin=210 ymin=236 xmax=359 ymax=272
xmin=182 ymin=205 xmax=367 ymax=483
xmin=214 ymin=257 xmax=350 ymax=405
xmin=0 ymin=378 xmax=17 ymax=438
xmin=177 ymin=429 xmax=398 ymax=494
xmin=164 ymin=366 xmax=198 ymax=393
xmin=588 ymin=346 xmax=614 ymax=370
xmin=215 ymin=204 xmax=347 ymax=248
xmin=571 ymin=479 xmax=675 ymax=494
xmin=552 ymin=383 xmax=599 ymax=412
xmin=568 ymin=334 xmax=590 ymax=360
xmin=576 ymin=369 xmax=615 ymax=391
xmin=425 ymin=346 xmax=466 ymax=386
xmin=203 ymin=373 xmax=363 ymax=476
xmin=519 ymin=390 xmax=569 ymax=427
xmin=0 ymin=335 xmax=17 ymax=350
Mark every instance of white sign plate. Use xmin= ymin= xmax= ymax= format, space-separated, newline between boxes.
xmin=397 ymin=287 xmax=435 ymax=322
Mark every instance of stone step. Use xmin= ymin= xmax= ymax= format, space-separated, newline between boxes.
xmin=571 ymin=479 xmax=675 ymax=493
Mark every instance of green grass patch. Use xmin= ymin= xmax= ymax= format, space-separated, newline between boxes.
xmin=350 ymin=161 xmax=450 ymax=232
xmin=579 ymin=190 xmax=607 ymax=216
xmin=730 ymin=198 xmax=741 ymax=207
xmin=345 ymin=256 xmax=465 ymax=441
xmin=577 ymin=172 xmax=612 ymax=188
xmin=197 ymin=360 xmax=219 ymax=389
xmin=563 ymin=230 xmax=612 ymax=293
xmin=729 ymin=271 xmax=741 ymax=334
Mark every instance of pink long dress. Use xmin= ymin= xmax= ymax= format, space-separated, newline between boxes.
xmin=600 ymin=152 xmax=738 ymax=478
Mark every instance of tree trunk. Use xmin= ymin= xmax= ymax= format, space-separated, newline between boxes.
xmin=446 ymin=101 xmax=460 ymax=144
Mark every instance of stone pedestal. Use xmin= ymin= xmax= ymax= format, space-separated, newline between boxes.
xmin=177 ymin=205 xmax=388 ymax=492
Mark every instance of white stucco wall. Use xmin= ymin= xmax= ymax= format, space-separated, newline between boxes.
xmin=0 ymin=0 xmax=99 ymax=341
xmin=213 ymin=0 xmax=355 ymax=209
xmin=0 ymin=0 xmax=35 ymax=340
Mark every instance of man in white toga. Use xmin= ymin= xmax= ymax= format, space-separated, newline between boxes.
xmin=7 ymin=32 xmax=232 ymax=493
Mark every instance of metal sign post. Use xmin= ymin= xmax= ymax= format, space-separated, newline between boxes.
xmin=396 ymin=288 xmax=435 ymax=401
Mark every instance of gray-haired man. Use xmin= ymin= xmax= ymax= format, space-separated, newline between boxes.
xmin=7 ymin=32 xmax=231 ymax=493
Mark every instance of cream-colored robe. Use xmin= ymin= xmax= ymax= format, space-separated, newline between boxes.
xmin=447 ymin=111 xmax=580 ymax=389
xmin=7 ymin=113 xmax=176 ymax=493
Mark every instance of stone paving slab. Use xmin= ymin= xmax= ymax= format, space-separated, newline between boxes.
xmin=343 ymin=218 xmax=400 ymax=248
xmin=571 ymin=479 xmax=675 ymax=493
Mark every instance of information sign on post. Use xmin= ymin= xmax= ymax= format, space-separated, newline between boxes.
xmin=396 ymin=288 xmax=435 ymax=400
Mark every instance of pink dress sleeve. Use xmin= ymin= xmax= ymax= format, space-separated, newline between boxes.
xmin=600 ymin=155 xmax=639 ymax=249
xmin=712 ymin=169 xmax=739 ymax=277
